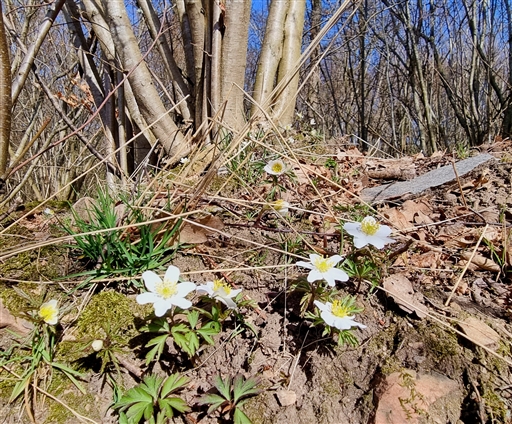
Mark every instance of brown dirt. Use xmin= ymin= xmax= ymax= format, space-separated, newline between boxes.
xmin=2 ymin=141 xmax=512 ymax=423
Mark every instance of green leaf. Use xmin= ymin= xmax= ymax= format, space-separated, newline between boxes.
xmin=234 ymin=407 xmax=253 ymax=424
xmin=171 ymin=325 xmax=199 ymax=357
xmin=118 ymin=412 xmax=129 ymax=424
xmin=214 ymin=375 xmax=232 ymax=401
xmin=186 ymin=310 xmax=199 ymax=328
xmin=51 ymin=362 xmax=86 ymax=394
xmin=9 ymin=371 xmax=33 ymax=403
xmin=115 ymin=387 xmax=153 ymax=409
xmin=160 ymin=373 xmax=189 ymax=398
xmin=124 ymin=401 xmax=150 ymax=423
xmin=198 ymin=393 xmax=228 ymax=414
xmin=140 ymin=375 xmax=163 ymax=400
xmin=145 ymin=334 xmax=169 ymax=365
xmin=233 ymin=375 xmax=259 ymax=404
xmin=197 ymin=321 xmax=221 ymax=345
xmin=158 ymin=397 xmax=190 ymax=415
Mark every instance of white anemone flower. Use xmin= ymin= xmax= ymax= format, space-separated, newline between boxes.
xmin=136 ymin=266 xmax=196 ymax=317
xmin=180 ymin=157 xmax=189 ymax=164
xmin=271 ymin=199 xmax=290 ymax=216
xmin=296 ymin=254 xmax=349 ymax=287
xmin=343 ymin=216 xmax=394 ymax=249
xmin=38 ymin=299 xmax=59 ymax=325
xmin=196 ymin=279 xmax=242 ymax=309
xmin=314 ymin=300 xmax=366 ymax=330
xmin=264 ymin=159 xmax=287 ymax=176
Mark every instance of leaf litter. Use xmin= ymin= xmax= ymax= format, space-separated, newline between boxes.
xmin=2 ymin=139 xmax=512 ymax=422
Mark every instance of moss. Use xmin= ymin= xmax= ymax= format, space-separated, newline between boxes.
xmin=420 ymin=322 xmax=460 ymax=360
xmin=0 ymin=234 xmax=64 ymax=281
xmin=481 ymin=380 xmax=508 ymax=421
xmin=75 ymin=291 xmax=144 ymax=341
xmin=45 ymin=391 xmax=100 ymax=424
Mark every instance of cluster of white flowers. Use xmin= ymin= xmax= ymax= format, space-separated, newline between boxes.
xmin=136 ymin=266 xmax=241 ymax=317
xmin=295 ymin=216 xmax=395 ymax=332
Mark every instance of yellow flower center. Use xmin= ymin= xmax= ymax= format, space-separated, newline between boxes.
xmin=273 ymin=199 xmax=285 ymax=209
xmin=213 ymin=279 xmax=231 ymax=295
xmin=271 ymin=162 xmax=284 ymax=174
xmin=331 ymin=300 xmax=349 ymax=318
xmin=312 ymin=256 xmax=334 ymax=273
xmin=39 ymin=304 xmax=57 ymax=323
xmin=155 ymin=279 xmax=178 ymax=299
xmin=360 ymin=216 xmax=380 ymax=236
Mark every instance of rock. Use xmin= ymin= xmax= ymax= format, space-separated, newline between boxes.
xmin=361 ymin=154 xmax=495 ymax=203
xmin=374 ymin=370 xmax=463 ymax=424
xmin=72 ymin=197 xmax=98 ymax=223
xmin=458 ymin=317 xmax=500 ymax=348
xmin=275 ymin=389 xmax=297 ymax=407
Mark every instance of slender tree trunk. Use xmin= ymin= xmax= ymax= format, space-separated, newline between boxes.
xmin=251 ymin=0 xmax=288 ymax=114
xmin=0 ymin=1 xmax=11 ymax=179
xmin=219 ymin=0 xmax=252 ymax=129
xmin=11 ymin=0 xmax=66 ymax=105
xmin=273 ymin=0 xmax=306 ymax=125
xmin=104 ymin=0 xmax=189 ymax=158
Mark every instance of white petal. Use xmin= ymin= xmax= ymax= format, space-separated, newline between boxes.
xmin=296 ymin=261 xmax=314 ymax=270
xmin=218 ymin=296 xmax=237 ymax=309
xmin=343 ymin=222 xmax=361 ymax=236
xmin=314 ymin=300 xmax=329 ymax=313
xmin=309 ymin=253 xmax=322 ymax=262
xmin=229 ymin=288 xmax=243 ymax=298
xmin=196 ymin=283 xmax=214 ymax=295
xmin=142 ymin=271 xmax=161 ymax=292
xmin=171 ymin=297 xmax=192 ymax=310
xmin=320 ymin=310 xmax=336 ymax=327
xmin=367 ymin=236 xmax=387 ymax=249
xmin=307 ymin=269 xmax=324 ymax=283
xmin=176 ymin=281 xmax=197 ymax=297
xmin=352 ymin=236 xmax=369 ymax=249
xmin=136 ymin=292 xmax=159 ymax=305
xmin=153 ymin=299 xmax=172 ymax=317
xmin=329 ymin=268 xmax=350 ymax=283
xmin=332 ymin=316 xmax=366 ymax=330
xmin=329 ymin=255 xmax=343 ymax=265
xmin=375 ymin=225 xmax=392 ymax=237
xmin=164 ymin=265 xmax=180 ymax=282
xmin=323 ymin=273 xmax=337 ymax=287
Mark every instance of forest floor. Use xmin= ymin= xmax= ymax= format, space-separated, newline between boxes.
xmin=1 ymin=135 xmax=512 ymax=424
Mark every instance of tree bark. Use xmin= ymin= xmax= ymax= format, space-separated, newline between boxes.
xmin=219 ymin=0 xmax=252 ymax=129
xmin=251 ymin=0 xmax=288 ymax=115
xmin=272 ymin=0 xmax=306 ymax=125
xmin=104 ymin=0 xmax=189 ymax=158
xmin=0 ymin=1 xmax=11 ymax=179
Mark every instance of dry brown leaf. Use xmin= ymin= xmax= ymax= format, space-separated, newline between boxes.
xmin=458 ymin=317 xmax=500 ymax=347
xmin=179 ymin=215 xmax=224 ymax=244
xmin=382 ymin=274 xmax=426 ymax=318
xmin=381 ymin=207 xmax=410 ymax=231
xmin=414 ymin=210 xmax=434 ymax=225
xmin=460 ymin=251 xmax=501 ymax=272
xmin=0 ymin=299 xmax=32 ymax=334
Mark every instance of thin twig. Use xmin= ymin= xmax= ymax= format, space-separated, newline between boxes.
xmin=451 ymin=159 xmax=468 ymax=209
xmin=445 ymin=224 xmax=488 ymax=306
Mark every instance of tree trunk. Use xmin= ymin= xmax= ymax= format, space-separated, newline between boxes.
xmin=272 ymin=0 xmax=306 ymax=125
xmin=251 ymin=0 xmax=288 ymax=116
xmin=104 ymin=0 xmax=189 ymax=159
xmin=219 ymin=0 xmax=252 ymax=129
xmin=0 ymin=1 xmax=11 ymax=179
